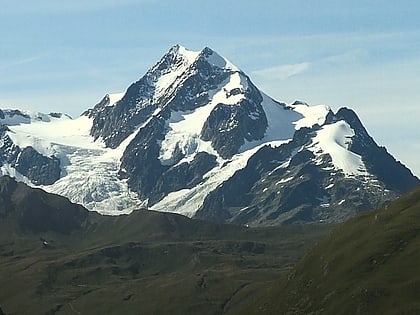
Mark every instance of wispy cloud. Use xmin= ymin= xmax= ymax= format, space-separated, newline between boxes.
xmin=252 ymin=62 xmax=311 ymax=80
xmin=322 ymin=49 xmax=369 ymax=65
xmin=0 ymin=55 xmax=44 ymax=71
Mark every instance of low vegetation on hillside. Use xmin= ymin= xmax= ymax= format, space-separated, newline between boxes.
xmin=0 ymin=176 xmax=330 ymax=315
xmin=243 ymin=187 xmax=420 ymax=314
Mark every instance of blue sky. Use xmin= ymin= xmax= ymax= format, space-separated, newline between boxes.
xmin=1 ymin=0 xmax=419 ymax=176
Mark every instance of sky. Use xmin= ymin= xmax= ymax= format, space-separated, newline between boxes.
xmin=0 ymin=0 xmax=419 ymax=177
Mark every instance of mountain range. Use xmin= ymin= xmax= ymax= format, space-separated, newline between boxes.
xmin=0 ymin=45 xmax=418 ymax=225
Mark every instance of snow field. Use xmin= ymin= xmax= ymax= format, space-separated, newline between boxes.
xmin=309 ymin=120 xmax=368 ymax=176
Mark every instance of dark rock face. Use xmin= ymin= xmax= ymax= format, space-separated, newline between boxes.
xmin=86 ymin=46 xmax=232 ymax=149
xmin=152 ymin=152 xmax=217 ymax=204
xmin=14 ymin=147 xmax=61 ymax=185
xmin=201 ymin=94 xmax=267 ymax=159
xmin=88 ymin=45 xmax=272 ymax=205
xmin=119 ymin=112 xmax=218 ymax=204
xmin=119 ymin=116 xmax=167 ymax=200
xmin=0 ymin=127 xmax=61 ymax=185
xmin=87 ymin=85 xmax=156 ymax=149
xmin=195 ymin=109 xmax=413 ymax=226
xmin=4 ymin=109 xmax=30 ymax=121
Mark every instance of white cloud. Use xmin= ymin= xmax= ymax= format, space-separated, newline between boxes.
xmin=252 ymin=62 xmax=311 ymax=80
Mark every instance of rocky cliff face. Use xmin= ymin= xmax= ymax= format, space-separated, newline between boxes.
xmin=86 ymin=45 xmax=278 ymax=209
xmin=0 ymin=119 xmax=60 ymax=185
xmin=195 ymin=108 xmax=415 ymax=225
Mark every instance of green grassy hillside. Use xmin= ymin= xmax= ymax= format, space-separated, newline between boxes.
xmin=244 ymin=186 xmax=420 ymax=315
xmin=0 ymin=176 xmax=330 ymax=314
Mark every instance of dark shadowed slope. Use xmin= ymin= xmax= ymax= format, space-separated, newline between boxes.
xmin=242 ymin=186 xmax=420 ymax=315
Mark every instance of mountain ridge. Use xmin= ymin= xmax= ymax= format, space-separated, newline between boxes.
xmin=0 ymin=44 xmax=418 ymax=225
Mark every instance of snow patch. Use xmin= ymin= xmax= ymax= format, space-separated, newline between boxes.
xmin=158 ymin=107 xmax=218 ymax=166
xmin=212 ymin=72 xmax=248 ymax=105
xmin=318 ymin=195 xmax=331 ymax=208
xmin=291 ymin=103 xmax=331 ymax=129
xmin=276 ymin=176 xmax=294 ymax=185
xmin=240 ymin=94 xmax=301 ymax=152
xmin=152 ymin=145 xmax=263 ymax=217
xmin=158 ymin=72 xmax=251 ymax=165
xmin=154 ymin=64 xmax=190 ymax=100
xmin=107 ymin=92 xmax=125 ymax=106
xmin=309 ymin=120 xmax=368 ymax=176
xmin=0 ymin=164 xmax=31 ymax=184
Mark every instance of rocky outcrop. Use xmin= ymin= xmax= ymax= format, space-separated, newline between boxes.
xmin=14 ymin=147 xmax=61 ymax=185
xmin=0 ymin=126 xmax=61 ymax=185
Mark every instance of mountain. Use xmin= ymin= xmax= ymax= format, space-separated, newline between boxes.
xmin=0 ymin=176 xmax=330 ymax=314
xmin=242 ymin=186 xmax=420 ymax=314
xmin=0 ymin=45 xmax=419 ymax=225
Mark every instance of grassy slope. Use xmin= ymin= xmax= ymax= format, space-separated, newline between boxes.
xmin=243 ymin=187 xmax=420 ymax=315
xmin=0 ymin=202 xmax=330 ymax=315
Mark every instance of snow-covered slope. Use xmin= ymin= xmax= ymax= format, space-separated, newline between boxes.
xmin=1 ymin=45 xmax=418 ymax=225
xmin=1 ymin=113 xmax=143 ymax=214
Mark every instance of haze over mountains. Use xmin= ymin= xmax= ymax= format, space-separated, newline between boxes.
xmin=0 ymin=45 xmax=418 ymax=225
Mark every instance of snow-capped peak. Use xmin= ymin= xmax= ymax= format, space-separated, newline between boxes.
xmin=176 ymin=45 xmax=201 ymax=64
xmin=199 ymin=46 xmax=240 ymax=71
xmin=165 ymin=45 xmax=240 ymax=72
xmin=2 ymin=44 xmax=417 ymax=227
xmin=161 ymin=44 xmax=201 ymax=69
